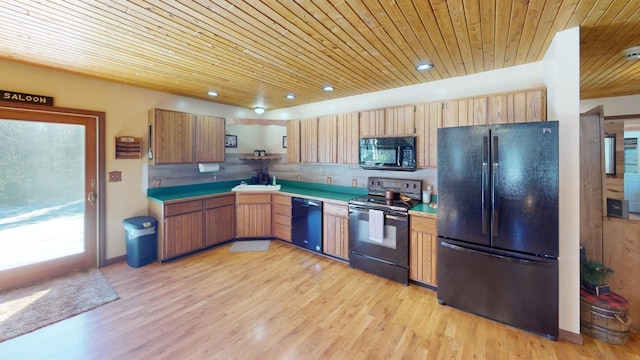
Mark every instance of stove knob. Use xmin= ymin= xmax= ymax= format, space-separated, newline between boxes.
xmin=413 ymin=184 xmax=417 ymax=189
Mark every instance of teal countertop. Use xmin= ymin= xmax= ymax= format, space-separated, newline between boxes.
xmin=409 ymin=202 xmax=438 ymax=216
xmin=147 ymin=179 xmax=437 ymax=215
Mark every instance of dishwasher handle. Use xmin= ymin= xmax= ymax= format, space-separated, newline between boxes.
xmin=293 ymin=197 xmax=321 ymax=208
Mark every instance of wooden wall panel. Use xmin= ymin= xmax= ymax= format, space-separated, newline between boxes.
xmin=580 ymin=108 xmax=604 ymax=262
xmin=602 ymin=217 xmax=640 ymax=333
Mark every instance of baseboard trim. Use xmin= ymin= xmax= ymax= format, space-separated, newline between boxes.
xmin=559 ymin=329 xmax=583 ymax=344
xmin=103 ymin=255 xmax=126 ymax=266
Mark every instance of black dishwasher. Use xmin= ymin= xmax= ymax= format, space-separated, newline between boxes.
xmin=291 ymin=197 xmax=323 ymax=253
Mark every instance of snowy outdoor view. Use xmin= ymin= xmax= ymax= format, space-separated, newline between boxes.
xmin=0 ymin=119 xmax=85 ymax=270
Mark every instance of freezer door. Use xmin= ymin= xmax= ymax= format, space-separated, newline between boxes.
xmin=437 ymin=239 xmax=559 ymax=340
xmin=491 ymin=122 xmax=559 ymax=257
xmin=437 ymin=125 xmax=491 ymax=246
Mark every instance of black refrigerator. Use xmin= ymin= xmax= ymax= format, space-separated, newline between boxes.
xmin=436 ymin=121 xmax=559 ymax=340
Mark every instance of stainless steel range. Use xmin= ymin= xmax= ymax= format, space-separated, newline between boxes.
xmin=348 ymin=177 xmax=422 ymax=285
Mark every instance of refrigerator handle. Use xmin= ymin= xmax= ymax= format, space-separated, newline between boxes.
xmin=482 ymin=136 xmax=489 ymax=235
xmin=492 ymin=135 xmax=499 ymax=238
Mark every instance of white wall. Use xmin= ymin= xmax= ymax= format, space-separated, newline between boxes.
xmin=581 ymin=94 xmax=640 ymax=115
xmin=267 ymin=62 xmax=545 ymax=119
xmin=0 ymin=59 xmax=251 ymax=259
xmin=542 ymin=26 xmax=581 ymax=335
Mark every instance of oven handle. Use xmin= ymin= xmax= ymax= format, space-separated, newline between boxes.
xmin=348 ymin=206 xmax=407 ymax=220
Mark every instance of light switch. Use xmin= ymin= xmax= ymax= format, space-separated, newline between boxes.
xmin=109 ymin=171 xmax=122 ymax=182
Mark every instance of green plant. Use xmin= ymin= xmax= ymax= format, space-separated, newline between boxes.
xmin=580 ymin=260 xmax=614 ymax=286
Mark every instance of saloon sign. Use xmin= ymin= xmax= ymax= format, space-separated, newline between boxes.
xmin=1 ymin=90 xmax=54 ymax=106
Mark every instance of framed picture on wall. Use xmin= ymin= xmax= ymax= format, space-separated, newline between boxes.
xmin=225 ymin=135 xmax=237 ymax=148
xmin=283 ymin=136 xmax=287 ymax=148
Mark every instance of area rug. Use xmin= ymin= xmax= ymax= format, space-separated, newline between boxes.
xmin=0 ymin=268 xmax=119 ymax=342
xmin=229 ymin=240 xmax=271 ymax=252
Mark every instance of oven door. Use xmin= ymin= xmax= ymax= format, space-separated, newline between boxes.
xmin=348 ymin=205 xmax=409 ymax=267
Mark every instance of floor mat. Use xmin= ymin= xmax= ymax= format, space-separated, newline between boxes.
xmin=229 ymin=240 xmax=271 ymax=252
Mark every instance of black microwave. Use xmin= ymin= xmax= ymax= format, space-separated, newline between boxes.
xmin=359 ymin=136 xmax=416 ymax=171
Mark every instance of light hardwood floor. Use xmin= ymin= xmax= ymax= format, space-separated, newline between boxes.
xmin=1 ymin=240 xmax=638 ymax=359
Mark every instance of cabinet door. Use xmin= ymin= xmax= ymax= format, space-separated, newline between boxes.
xmin=286 ymin=120 xmax=301 ymax=163
xmin=164 ymin=211 xmax=203 ymax=259
xmin=336 ymin=112 xmax=359 ymax=164
xmin=205 ymin=205 xmax=235 ymax=246
xmin=300 ymin=117 xmax=318 ymax=163
xmin=318 ymin=115 xmax=337 ymax=163
xmin=385 ymin=105 xmax=415 ymax=136
xmin=409 ymin=215 xmax=437 ymax=286
xmin=151 ymin=109 xmax=194 ymax=164
xmin=487 ymin=88 xmax=546 ymax=124
xmin=360 ymin=109 xmax=385 ymax=137
xmin=194 ymin=114 xmax=225 ymax=162
xmin=236 ymin=194 xmax=272 ymax=238
xmin=323 ymin=203 xmax=349 ymax=259
xmin=443 ymin=97 xmax=488 ymax=127
xmin=415 ymin=101 xmax=442 ymax=168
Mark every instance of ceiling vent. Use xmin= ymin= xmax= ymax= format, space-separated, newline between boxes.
xmin=622 ymin=46 xmax=640 ymax=61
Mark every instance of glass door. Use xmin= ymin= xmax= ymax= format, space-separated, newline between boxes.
xmin=0 ymin=106 xmax=98 ymax=290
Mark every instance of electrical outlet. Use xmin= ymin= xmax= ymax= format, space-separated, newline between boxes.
xmin=297 ymin=175 xmax=301 ymax=181
xmin=152 ymin=179 xmax=161 ymax=187
xmin=352 ymin=179 xmax=357 ymax=187
xmin=327 ymin=176 xmax=332 ymax=184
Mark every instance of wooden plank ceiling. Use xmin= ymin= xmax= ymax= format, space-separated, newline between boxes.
xmin=0 ymin=0 xmax=638 ymax=111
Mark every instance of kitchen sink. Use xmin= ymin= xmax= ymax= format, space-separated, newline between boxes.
xmin=231 ymin=184 xmax=281 ymax=192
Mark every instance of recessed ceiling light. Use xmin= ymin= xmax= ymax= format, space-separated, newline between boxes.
xmin=322 ymin=85 xmax=334 ymax=92
xmin=622 ymin=46 xmax=640 ymax=61
xmin=415 ymin=63 xmax=434 ymax=71
xmin=254 ymin=106 xmax=265 ymax=114
xmin=207 ymin=90 xmax=218 ymax=96
xmin=286 ymin=93 xmax=296 ymax=99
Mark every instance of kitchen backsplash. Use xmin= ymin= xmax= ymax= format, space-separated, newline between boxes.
xmin=147 ymin=153 xmax=438 ymax=193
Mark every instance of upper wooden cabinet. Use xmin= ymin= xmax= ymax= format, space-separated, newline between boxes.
xmin=415 ymin=101 xmax=442 ymax=168
xmin=487 ymin=88 xmax=547 ymax=124
xmin=442 ymin=96 xmax=488 ymax=127
xmin=194 ymin=114 xmax=225 ymax=163
xmin=149 ymin=108 xmax=225 ymax=165
xmin=385 ymin=105 xmax=415 ymax=136
xmin=150 ymin=109 xmax=193 ymax=164
xmin=336 ymin=112 xmax=360 ymax=164
xmin=300 ymin=117 xmax=318 ymax=163
xmin=318 ymin=115 xmax=338 ymax=163
xmin=360 ymin=105 xmax=415 ymax=137
xmin=286 ymin=120 xmax=301 ymax=164
xmin=359 ymin=109 xmax=385 ymax=137
xmin=443 ymin=88 xmax=546 ymax=128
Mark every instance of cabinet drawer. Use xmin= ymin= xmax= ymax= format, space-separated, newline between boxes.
xmin=411 ymin=215 xmax=436 ymax=233
xmin=273 ymin=213 xmax=291 ymax=226
xmin=273 ymin=203 xmax=291 ymax=216
xmin=273 ymin=194 xmax=291 ymax=206
xmin=273 ymin=223 xmax=291 ymax=242
xmin=205 ymin=195 xmax=235 ymax=209
xmin=324 ymin=202 xmax=348 ymax=217
xmin=236 ymin=193 xmax=272 ymax=204
xmin=165 ymin=200 xmax=203 ymax=217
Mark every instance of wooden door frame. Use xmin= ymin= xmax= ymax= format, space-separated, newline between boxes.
xmin=0 ymin=100 xmax=106 ymax=267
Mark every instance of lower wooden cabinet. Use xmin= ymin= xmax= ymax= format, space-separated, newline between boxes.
xmin=409 ymin=213 xmax=438 ymax=286
xmin=272 ymin=194 xmax=292 ymax=242
xmin=323 ymin=202 xmax=349 ymax=260
xmin=152 ymin=199 xmax=204 ymax=261
xmin=236 ymin=193 xmax=272 ymax=238
xmin=149 ymin=194 xmax=236 ymax=262
xmin=205 ymin=195 xmax=235 ymax=246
